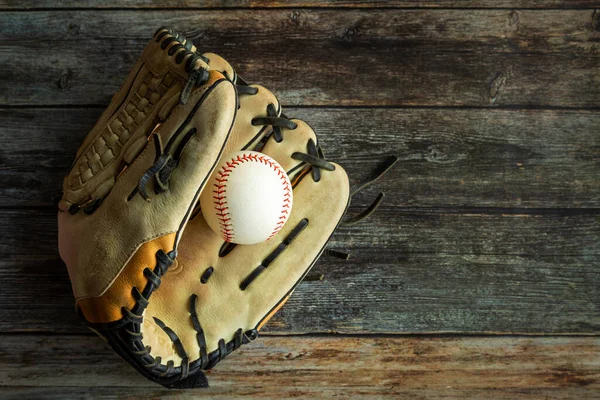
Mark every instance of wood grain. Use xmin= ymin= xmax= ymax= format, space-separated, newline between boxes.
xmin=1 ymin=10 xmax=599 ymax=107
xmin=1 ymin=3 xmax=599 ymax=398
xmin=0 ymin=335 xmax=597 ymax=399
xmin=2 ymin=1 xmax=599 ymax=9
xmin=1 ymin=208 xmax=597 ymax=334
xmin=2 ymin=387 xmax=597 ymax=400
xmin=2 ymin=107 xmax=599 ymax=208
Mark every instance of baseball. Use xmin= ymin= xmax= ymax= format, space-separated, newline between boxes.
xmin=200 ymin=151 xmax=293 ymax=245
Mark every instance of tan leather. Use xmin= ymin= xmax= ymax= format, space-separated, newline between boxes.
xmin=60 ymin=35 xmax=204 ymax=211
xmin=59 ymin=31 xmax=237 ymax=324
xmin=140 ymin=90 xmax=350 ymax=365
xmin=223 ymin=84 xmax=281 ymax=154
xmin=202 ymin=52 xmax=237 ymax=83
xmin=77 ymin=233 xmax=176 ymax=324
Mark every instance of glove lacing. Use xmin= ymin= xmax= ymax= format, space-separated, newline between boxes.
xmin=237 ymin=85 xmax=398 ymax=260
xmin=134 ymin=28 xmax=215 ymax=202
xmin=118 ymin=246 xmax=260 ymax=381
xmin=239 ymin=91 xmax=397 ymax=225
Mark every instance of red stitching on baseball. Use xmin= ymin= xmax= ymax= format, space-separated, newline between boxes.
xmin=213 ymin=152 xmax=291 ymax=243
xmin=267 ymin=164 xmax=292 ymax=240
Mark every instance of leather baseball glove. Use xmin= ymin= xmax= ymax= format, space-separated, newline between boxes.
xmin=59 ymin=27 xmax=395 ymax=389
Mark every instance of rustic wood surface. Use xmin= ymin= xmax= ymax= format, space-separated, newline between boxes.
xmin=0 ymin=209 xmax=598 ymax=334
xmin=3 ymin=1 xmax=600 ymax=9
xmin=1 ymin=335 xmax=599 ymax=399
xmin=0 ymin=2 xmax=598 ymax=398
xmin=2 ymin=10 xmax=600 ymax=107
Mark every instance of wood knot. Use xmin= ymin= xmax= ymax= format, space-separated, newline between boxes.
xmin=487 ymin=71 xmax=507 ymax=103
xmin=26 ymin=178 xmax=42 ymax=189
xmin=304 ymin=273 xmax=325 ymax=282
xmin=57 ymin=69 xmax=73 ymax=90
xmin=342 ymin=26 xmax=358 ymax=42
xmin=285 ymin=351 xmax=307 ymax=360
xmin=67 ymin=22 xmax=80 ymax=35
xmin=289 ymin=11 xmax=301 ymax=25
xmin=593 ymin=10 xmax=600 ymax=32
xmin=508 ymin=10 xmax=519 ymax=30
xmin=424 ymin=144 xmax=463 ymax=164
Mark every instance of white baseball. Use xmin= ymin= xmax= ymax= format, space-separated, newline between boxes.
xmin=200 ymin=151 xmax=293 ymax=245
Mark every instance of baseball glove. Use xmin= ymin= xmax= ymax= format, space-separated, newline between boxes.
xmin=59 ymin=27 xmax=395 ymax=389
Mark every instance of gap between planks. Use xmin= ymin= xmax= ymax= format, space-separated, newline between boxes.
xmin=4 ymin=105 xmax=600 ymax=111
xmin=3 ymin=331 xmax=599 ymax=337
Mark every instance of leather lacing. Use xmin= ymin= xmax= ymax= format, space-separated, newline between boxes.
xmin=117 ymin=247 xmax=259 ymax=380
xmin=134 ymin=125 xmax=197 ymax=202
xmin=231 ymin=77 xmax=397 ymax=224
xmin=121 ymin=249 xmax=174 ymax=326
xmin=154 ymin=27 xmax=211 ymax=106
xmin=216 ymin=79 xmax=398 ymax=261
xmin=119 ymin=249 xmax=177 ymax=374
xmin=132 ymin=28 xmax=212 ymax=202
xmin=65 ymin=28 xmax=210 ymax=214
xmin=229 ymin=77 xmax=398 ymax=260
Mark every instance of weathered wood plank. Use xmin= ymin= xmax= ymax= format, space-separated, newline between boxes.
xmin=2 ymin=387 xmax=598 ymax=400
xmin=4 ymin=388 xmax=598 ymax=400
xmin=2 ymin=108 xmax=599 ymax=208
xmin=2 ymin=0 xmax=598 ymax=9
xmin=1 ymin=10 xmax=598 ymax=106
xmin=0 ymin=335 xmax=598 ymax=399
xmin=0 ymin=208 xmax=597 ymax=334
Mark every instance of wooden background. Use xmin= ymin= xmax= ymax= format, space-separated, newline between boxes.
xmin=0 ymin=1 xmax=599 ymax=398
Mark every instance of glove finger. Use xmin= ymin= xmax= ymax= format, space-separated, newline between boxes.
xmin=58 ymin=27 xmax=237 ymax=326
xmin=226 ymin=84 xmax=282 ymax=155
xmin=117 ymin=71 xmax=237 ymax=244
xmin=202 ymin=53 xmax=285 ymax=155
xmin=62 ymin=73 xmax=236 ymax=325
xmin=59 ymin=28 xmax=212 ymax=213
xmin=261 ymin=118 xmax=317 ymax=180
xmin=202 ymin=52 xmax=237 ymax=83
